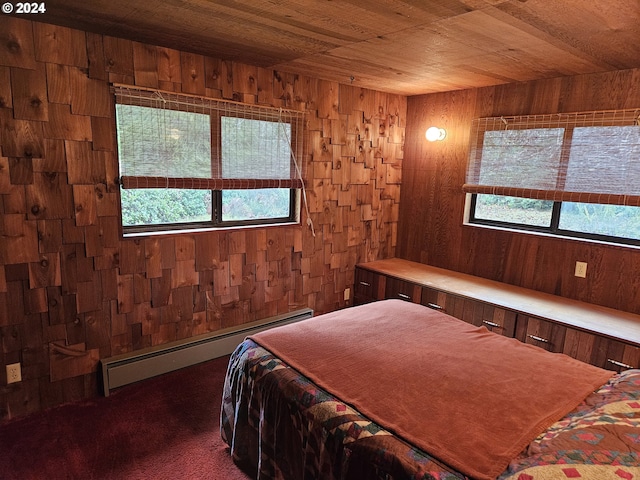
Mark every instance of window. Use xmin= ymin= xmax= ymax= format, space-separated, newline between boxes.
xmin=114 ymin=86 xmax=306 ymax=235
xmin=464 ymin=110 xmax=640 ymax=246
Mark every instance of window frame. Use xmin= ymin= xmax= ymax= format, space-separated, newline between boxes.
xmin=464 ymin=109 xmax=640 ymax=248
xmin=120 ymin=189 xmax=300 ymax=236
xmin=212 ymin=188 xmax=299 ymax=228
xmin=114 ymin=86 xmax=305 ymax=236
xmin=467 ymin=194 xmax=640 ymax=247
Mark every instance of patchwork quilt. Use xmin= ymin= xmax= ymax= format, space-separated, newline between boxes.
xmin=220 ymin=339 xmax=640 ymax=480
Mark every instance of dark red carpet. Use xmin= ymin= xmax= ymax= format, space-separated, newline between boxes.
xmin=0 ymin=355 xmax=251 ymax=480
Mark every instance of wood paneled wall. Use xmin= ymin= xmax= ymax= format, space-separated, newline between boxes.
xmin=0 ymin=17 xmax=405 ymax=420
xmin=398 ymin=67 xmax=640 ymax=315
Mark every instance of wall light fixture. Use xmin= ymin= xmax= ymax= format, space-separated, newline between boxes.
xmin=425 ymin=126 xmax=446 ymax=142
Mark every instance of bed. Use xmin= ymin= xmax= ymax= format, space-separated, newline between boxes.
xmin=220 ymin=299 xmax=640 ymax=479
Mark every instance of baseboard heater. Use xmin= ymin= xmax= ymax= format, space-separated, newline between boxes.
xmin=100 ymin=308 xmax=313 ymax=396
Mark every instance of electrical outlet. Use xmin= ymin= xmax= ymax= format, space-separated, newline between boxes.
xmin=344 ymin=287 xmax=351 ymax=301
xmin=6 ymin=363 xmax=21 ymax=384
xmin=575 ymin=261 xmax=587 ymax=278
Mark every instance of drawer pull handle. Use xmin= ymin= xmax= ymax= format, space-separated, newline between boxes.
xmin=607 ymin=359 xmax=633 ymax=369
xmin=426 ymin=303 xmax=443 ymax=310
xmin=483 ymin=320 xmax=501 ymax=328
xmin=397 ymin=293 xmax=410 ymax=300
xmin=528 ymin=334 xmax=549 ymax=343
xmin=359 ymin=281 xmax=371 ymax=287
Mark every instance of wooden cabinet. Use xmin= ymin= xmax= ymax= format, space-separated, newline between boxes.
xmin=355 ymin=259 xmax=640 ymax=372
xmin=516 ymin=316 xmax=567 ymax=353
xmin=562 ymin=328 xmax=597 ymax=365
xmin=599 ymin=339 xmax=640 ymax=372
xmin=475 ymin=304 xmax=517 ymax=338
xmin=353 ymin=268 xmax=384 ymax=305
xmin=385 ymin=277 xmax=421 ymax=303
xmin=421 ymin=287 xmax=454 ymax=313
xmin=420 ymin=290 xmax=516 ymax=338
xmin=561 ymin=328 xmax=640 ymax=372
xmin=514 ymin=315 xmax=640 ymax=371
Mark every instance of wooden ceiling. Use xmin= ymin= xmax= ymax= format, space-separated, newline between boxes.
xmin=39 ymin=0 xmax=640 ymax=95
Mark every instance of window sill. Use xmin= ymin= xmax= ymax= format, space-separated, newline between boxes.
xmin=462 ymin=220 xmax=640 ymax=251
xmin=122 ymin=220 xmax=301 ymax=238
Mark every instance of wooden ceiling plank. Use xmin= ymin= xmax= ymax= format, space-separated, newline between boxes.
xmin=496 ymin=0 xmax=640 ymax=69
xmin=12 ymin=0 xmax=640 ymax=95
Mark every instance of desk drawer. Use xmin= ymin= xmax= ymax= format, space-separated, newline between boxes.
xmin=421 ymin=287 xmax=454 ymax=314
xmin=516 ymin=316 xmax=567 ymax=353
xmin=564 ymin=329 xmax=640 ymax=372
xmin=473 ymin=303 xmax=516 ymax=338
xmin=354 ymin=268 xmax=384 ymax=304
xmin=385 ymin=277 xmax=421 ymax=303
xmin=421 ymin=290 xmax=516 ymax=337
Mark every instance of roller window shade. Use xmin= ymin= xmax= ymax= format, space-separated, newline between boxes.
xmin=464 ymin=110 xmax=640 ymax=206
xmin=114 ymin=85 xmax=306 ymax=190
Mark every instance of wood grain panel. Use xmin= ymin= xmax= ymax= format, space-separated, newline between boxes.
xmin=2 ymin=215 xmax=40 ymax=264
xmin=65 ymin=141 xmax=105 ymax=184
xmin=0 ymin=109 xmax=44 ymax=158
xmin=132 ymin=42 xmax=159 ymax=88
xmin=180 ymin=52 xmax=206 ymax=95
xmin=69 ymin=67 xmax=112 ymax=118
xmin=0 ymin=18 xmax=36 ymax=70
xmin=399 ymin=66 xmax=640 ymax=317
xmin=33 ymin=23 xmax=87 ymax=67
xmin=103 ymin=36 xmax=134 ymax=77
xmin=86 ymin=32 xmax=107 ymax=81
xmin=10 ymin=62 xmax=48 ymax=121
xmin=45 ymin=63 xmax=71 ymax=105
xmin=49 ymin=343 xmax=100 ymax=382
xmin=0 ymin=18 xmax=403 ymax=421
xmin=37 ymin=219 xmax=63 ymax=253
xmin=26 ymin=171 xmax=74 ymax=220
xmin=43 ymin=104 xmax=92 ymax=141
xmin=156 ymin=47 xmax=182 ymax=86
xmin=232 ymin=63 xmax=258 ymax=97
xmin=8 ymin=157 xmax=33 ymax=185
xmin=0 ymin=67 xmax=11 ymax=109
xmin=72 ymin=185 xmax=98 ymax=226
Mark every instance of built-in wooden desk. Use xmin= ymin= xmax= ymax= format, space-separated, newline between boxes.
xmin=355 ymin=258 xmax=640 ymax=371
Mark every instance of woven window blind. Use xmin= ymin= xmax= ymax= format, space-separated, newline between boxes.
xmin=464 ymin=109 xmax=640 ymax=206
xmin=113 ymin=85 xmax=306 ymax=191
